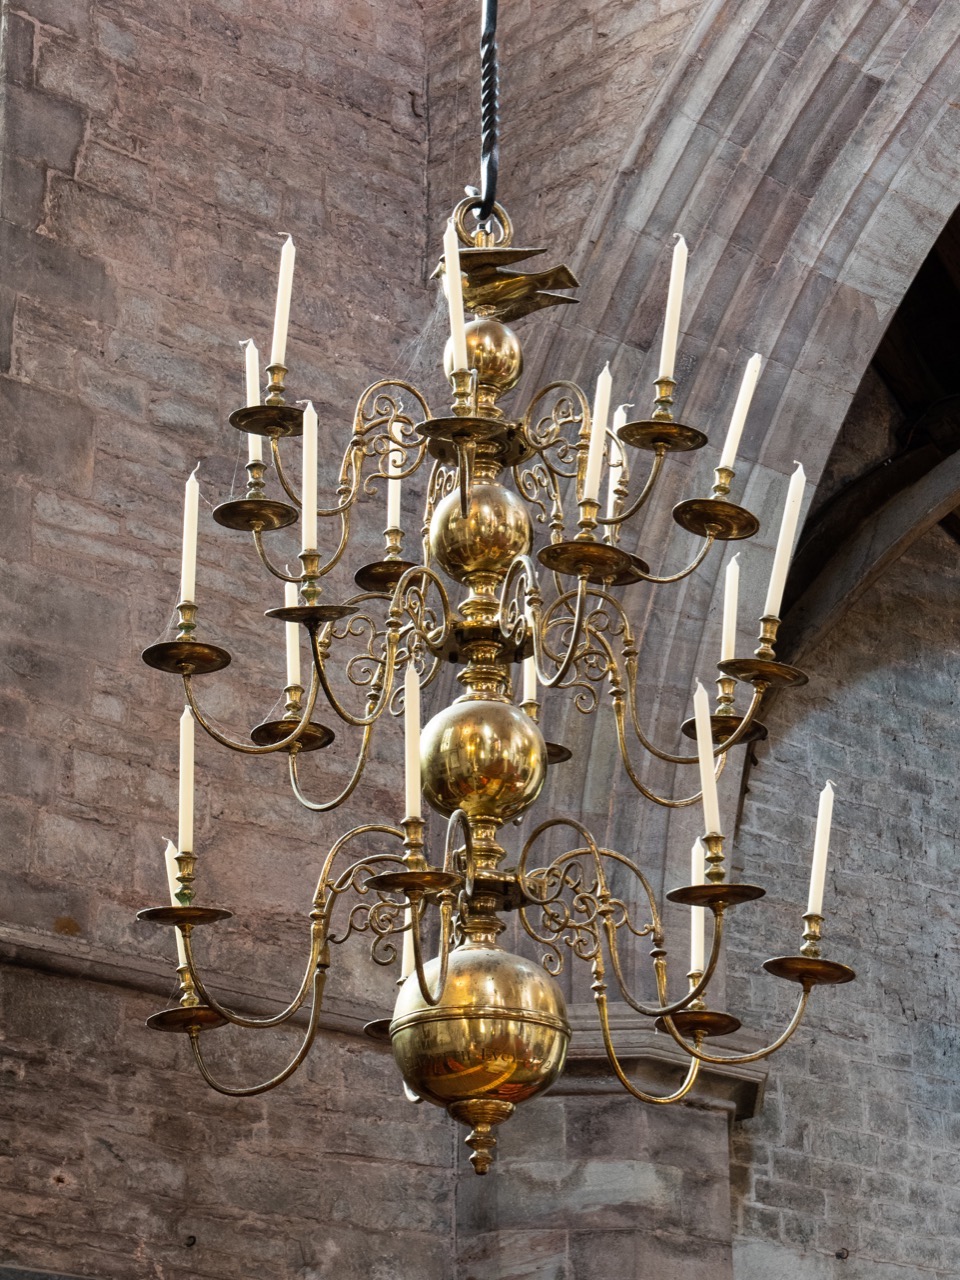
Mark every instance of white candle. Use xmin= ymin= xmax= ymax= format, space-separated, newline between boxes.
xmin=179 ymin=464 xmax=200 ymax=603
xmin=178 ymin=705 xmax=195 ymax=854
xmin=693 ymin=681 xmax=721 ymax=835
xmin=163 ymin=838 xmax=188 ymax=967
xmin=443 ymin=219 xmax=469 ymax=372
xmin=718 ymin=353 xmax=762 ymax=472
xmin=401 ymin=904 xmax=416 ymax=979
xmin=387 ymin=432 xmax=403 ymax=530
xmin=242 ymin=339 xmax=262 ymax=464
xmin=605 ymin=404 xmax=631 ymax=522
xmin=583 ymin=363 xmax=612 ymax=505
xmin=164 ymin=837 xmax=182 ymax=906
xmin=658 ymin=235 xmax=687 ymax=381
xmin=763 ymin=461 xmax=806 ymax=618
xmin=806 ymin=781 xmax=835 ymax=917
xmin=270 ymin=234 xmax=295 ymax=367
xmin=301 ymin=401 xmax=318 ymax=554
xmin=690 ymin=838 xmax=706 ymax=973
xmin=284 ymin=581 xmax=301 ymax=688
xmin=522 ymin=654 xmax=537 ymax=705
xmin=404 ymin=660 xmax=421 ymax=819
xmin=721 ymin=553 xmax=740 ymax=662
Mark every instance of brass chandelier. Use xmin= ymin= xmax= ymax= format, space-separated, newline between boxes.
xmin=139 ymin=1 xmax=854 ymax=1173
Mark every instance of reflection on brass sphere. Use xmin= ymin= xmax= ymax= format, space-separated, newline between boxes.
xmin=430 ymin=483 xmax=531 ymax=585
xmin=443 ymin=318 xmax=523 ymax=393
xmin=421 ymin=699 xmax=546 ymax=819
xmin=390 ymin=943 xmax=570 ymax=1111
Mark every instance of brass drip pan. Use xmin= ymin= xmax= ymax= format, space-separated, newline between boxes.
xmin=673 ymin=498 xmax=760 ymax=541
xmin=146 ymin=1006 xmax=228 ymax=1033
xmin=617 ymin=420 xmax=708 ymax=453
xmin=538 ymin=541 xmax=649 ymax=585
xmin=763 ymin=956 xmax=856 ymax=986
xmin=665 ymin=884 xmax=765 ymax=909
xmin=250 ymin=718 xmax=335 ymax=751
xmin=141 ymin=640 xmax=231 ymax=675
xmin=680 ymin=713 xmax=768 ymax=745
xmin=229 ymin=404 xmax=303 ymax=438
xmin=654 ymin=1008 xmax=741 ymax=1037
xmin=719 ymin=658 xmax=809 ymax=689
xmin=213 ymin=498 xmax=298 ymax=532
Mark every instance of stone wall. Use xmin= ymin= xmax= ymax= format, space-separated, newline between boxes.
xmin=730 ymin=520 xmax=960 ymax=1280
xmin=0 ymin=0 xmax=456 ymax=1274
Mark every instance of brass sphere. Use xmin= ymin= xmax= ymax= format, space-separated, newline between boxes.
xmin=420 ymin=699 xmax=546 ymax=820
xmin=443 ymin=318 xmax=523 ymax=394
xmin=390 ymin=943 xmax=570 ymax=1111
xmin=429 ymin=482 xmax=531 ymax=585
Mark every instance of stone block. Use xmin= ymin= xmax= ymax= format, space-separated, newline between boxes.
xmin=0 ymin=378 xmax=95 ymax=493
xmin=3 ymin=85 xmax=83 ymax=173
xmin=569 ymin=1228 xmax=735 ymax=1280
xmin=456 ymin=1229 xmax=570 ymax=1280
xmin=4 ymin=13 xmax=36 ymax=89
xmin=457 ymin=1158 xmax=684 ymax=1235
xmin=0 ymin=154 xmax=46 ymax=228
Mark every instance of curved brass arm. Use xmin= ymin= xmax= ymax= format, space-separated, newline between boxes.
xmin=252 ymin=526 xmax=301 ymax=583
xmin=594 ymin=973 xmax=702 ymax=1104
xmin=612 ymin=695 xmax=728 ymax=807
xmin=270 ymin=435 xmax=301 ymax=508
xmin=182 ymin=663 xmax=322 ymax=755
xmin=181 ymin=919 xmax=324 ymax=1029
xmin=405 ymin=810 xmax=467 ymax=1006
xmin=534 ymin=572 xmax=590 ymax=689
xmin=622 ymin=662 xmax=766 ymax=766
xmin=601 ymin=901 xmax=725 ymax=1019
xmin=595 ymin=445 xmax=665 ymax=526
xmin=186 ymin=960 xmax=327 ymax=1097
xmin=629 ymin=532 xmax=714 ymax=585
xmin=658 ymin=987 xmax=812 ymax=1065
xmin=270 ymin=434 xmax=366 ymax=519
xmin=288 ymin=723 xmax=374 ymax=812
xmin=310 ymin=624 xmax=399 ymax=728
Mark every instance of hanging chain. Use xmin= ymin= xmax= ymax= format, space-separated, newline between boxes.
xmin=477 ymin=0 xmax=500 ymax=224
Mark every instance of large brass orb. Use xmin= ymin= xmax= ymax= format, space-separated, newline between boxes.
xmin=421 ymin=699 xmax=546 ymax=820
xmin=391 ymin=943 xmax=570 ymax=1169
xmin=429 ymin=482 xmax=531 ymax=584
xmin=443 ymin=317 xmax=523 ymax=393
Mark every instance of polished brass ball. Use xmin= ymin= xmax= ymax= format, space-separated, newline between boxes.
xmin=390 ymin=943 xmax=570 ymax=1111
xmin=429 ymin=482 xmax=531 ymax=585
xmin=443 ymin=318 xmax=523 ymax=394
xmin=420 ymin=698 xmax=546 ymax=820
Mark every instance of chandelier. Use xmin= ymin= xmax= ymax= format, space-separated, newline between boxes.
xmin=139 ymin=1 xmax=854 ymax=1174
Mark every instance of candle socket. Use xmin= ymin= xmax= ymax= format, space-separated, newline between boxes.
xmin=703 ymin=832 xmax=725 ymax=885
xmin=755 ymin=614 xmax=781 ymax=661
xmin=283 ymin=683 xmax=304 ymax=719
xmin=384 ymin=526 xmax=404 ymax=560
xmin=712 ymin=466 xmax=735 ymax=499
xmin=175 ymin=600 xmax=198 ymax=642
xmin=575 ymin=498 xmax=601 ymax=540
xmin=651 ymin=376 xmax=676 ymax=423
xmin=402 ymin=816 xmax=427 ymax=873
xmin=450 ymin=368 xmax=478 ymax=417
xmin=299 ymin=550 xmax=322 ymax=606
xmin=715 ymin=674 xmax=737 ymax=717
xmin=244 ymin=458 xmax=267 ymax=501
xmin=176 ymin=957 xmax=201 ymax=1009
xmin=800 ymin=912 xmax=824 ymax=959
xmin=175 ymin=850 xmax=197 ymax=905
xmin=265 ymin=363 xmax=288 ymax=407
xmin=686 ymin=970 xmax=707 ymax=1011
